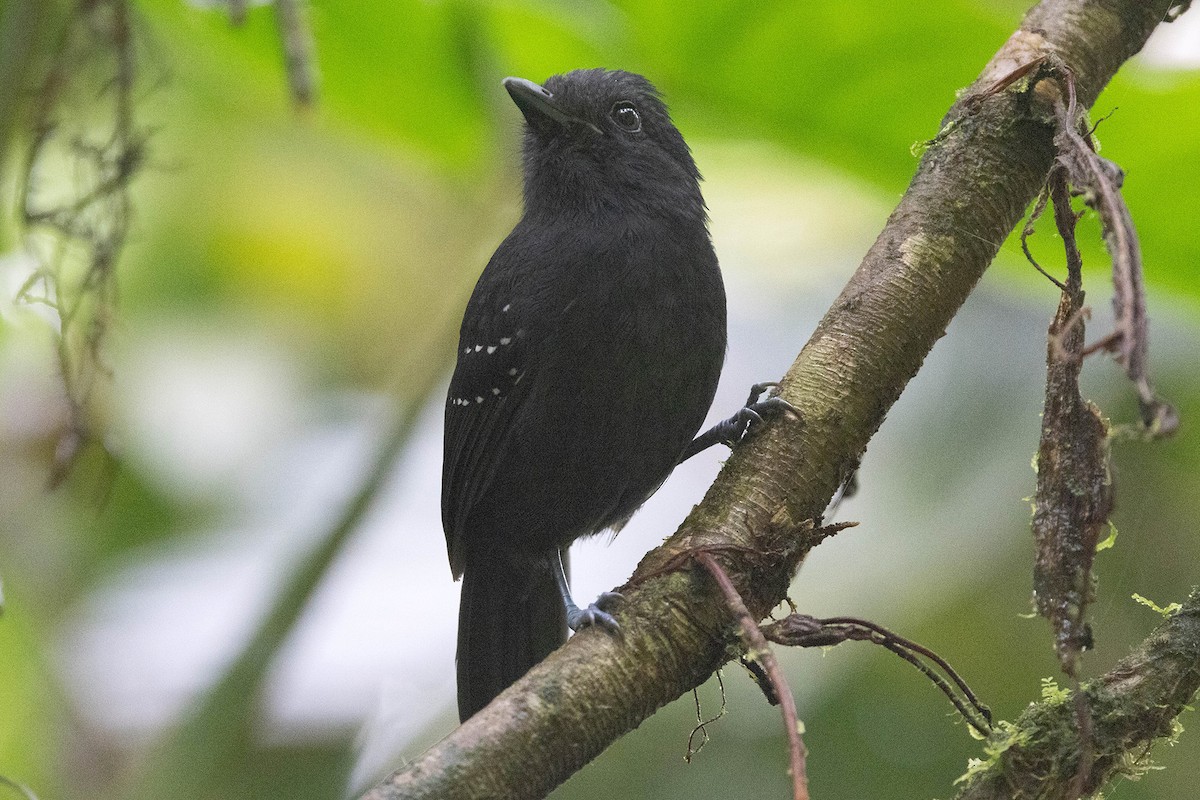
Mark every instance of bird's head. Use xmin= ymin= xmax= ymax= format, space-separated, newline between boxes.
xmin=503 ymin=69 xmax=705 ymax=223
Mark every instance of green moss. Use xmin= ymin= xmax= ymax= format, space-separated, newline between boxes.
xmin=954 ymin=719 xmax=1033 ymax=785
xmin=1040 ymin=677 xmax=1071 ymax=705
xmin=1132 ymin=593 xmax=1183 ymax=617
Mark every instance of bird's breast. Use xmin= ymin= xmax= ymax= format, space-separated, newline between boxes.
xmin=532 ymin=220 xmax=726 ymax=421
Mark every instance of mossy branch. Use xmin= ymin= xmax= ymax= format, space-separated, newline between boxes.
xmin=954 ymin=589 xmax=1200 ymax=800
xmin=362 ymin=1 xmax=1183 ymax=798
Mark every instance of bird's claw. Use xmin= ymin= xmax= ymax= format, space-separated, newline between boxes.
xmin=746 ymin=381 xmax=780 ymax=406
xmin=567 ymin=591 xmax=623 ymax=633
xmin=753 ymin=395 xmax=801 ymax=420
xmin=721 ymin=384 xmax=800 ymax=446
xmin=745 ymin=382 xmax=799 ymax=418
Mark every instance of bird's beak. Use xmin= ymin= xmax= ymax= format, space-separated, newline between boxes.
xmin=503 ymin=77 xmax=602 ymax=134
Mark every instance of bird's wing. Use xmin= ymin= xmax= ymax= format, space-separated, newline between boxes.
xmin=441 ymin=249 xmax=536 ymax=574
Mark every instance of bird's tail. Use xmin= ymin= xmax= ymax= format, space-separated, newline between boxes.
xmin=456 ymin=552 xmax=567 ymax=721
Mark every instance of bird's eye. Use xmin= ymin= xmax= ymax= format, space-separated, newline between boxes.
xmin=610 ymin=101 xmax=641 ymax=133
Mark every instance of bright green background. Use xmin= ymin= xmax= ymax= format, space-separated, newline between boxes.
xmin=1 ymin=1 xmax=1198 ymax=799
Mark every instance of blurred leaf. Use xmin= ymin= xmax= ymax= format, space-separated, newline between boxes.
xmin=121 ymin=323 xmax=451 ymax=800
xmin=0 ymin=601 xmax=61 ymax=800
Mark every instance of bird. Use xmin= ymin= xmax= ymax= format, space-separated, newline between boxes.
xmin=442 ymin=68 xmax=787 ymax=722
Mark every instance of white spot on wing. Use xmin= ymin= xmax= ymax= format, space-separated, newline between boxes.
xmin=487 ymin=345 xmax=497 ymax=354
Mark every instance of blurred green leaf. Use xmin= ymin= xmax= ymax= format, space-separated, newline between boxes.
xmin=0 ymin=600 xmax=61 ymax=800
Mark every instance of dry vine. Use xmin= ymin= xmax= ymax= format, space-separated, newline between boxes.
xmin=16 ymin=0 xmax=151 ymax=485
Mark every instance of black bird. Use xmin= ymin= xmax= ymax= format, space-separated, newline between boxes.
xmin=442 ymin=68 xmax=783 ymax=722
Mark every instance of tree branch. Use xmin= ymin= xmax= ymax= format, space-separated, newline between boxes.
xmin=363 ymin=1 xmax=1181 ymax=797
xmin=954 ymin=588 xmax=1200 ymax=800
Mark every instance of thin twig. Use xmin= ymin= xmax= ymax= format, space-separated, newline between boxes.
xmin=621 ymin=543 xmax=759 ymax=590
xmin=823 ymin=617 xmax=992 ymax=727
xmin=765 ymin=615 xmax=993 ymax=737
xmin=1020 ymin=186 xmax=1068 ymax=290
xmin=274 ymin=0 xmax=316 ymax=106
xmin=685 ymin=670 xmax=727 ymax=762
xmin=229 ymin=0 xmax=247 ymax=26
xmin=696 ymin=552 xmax=808 ymax=800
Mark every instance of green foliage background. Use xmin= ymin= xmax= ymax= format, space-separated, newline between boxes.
xmin=0 ymin=1 xmax=1198 ymax=799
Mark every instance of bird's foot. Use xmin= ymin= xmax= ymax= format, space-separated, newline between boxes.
xmin=566 ymin=591 xmax=623 ymax=633
xmin=681 ymin=382 xmax=800 ymax=462
xmin=718 ymin=382 xmax=799 ymax=447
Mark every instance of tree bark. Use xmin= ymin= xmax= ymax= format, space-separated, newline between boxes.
xmin=362 ymin=1 xmax=1186 ymax=798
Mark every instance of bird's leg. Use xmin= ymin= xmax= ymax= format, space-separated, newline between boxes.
xmin=680 ymin=381 xmax=799 ymax=463
xmin=554 ymin=548 xmax=622 ymax=633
